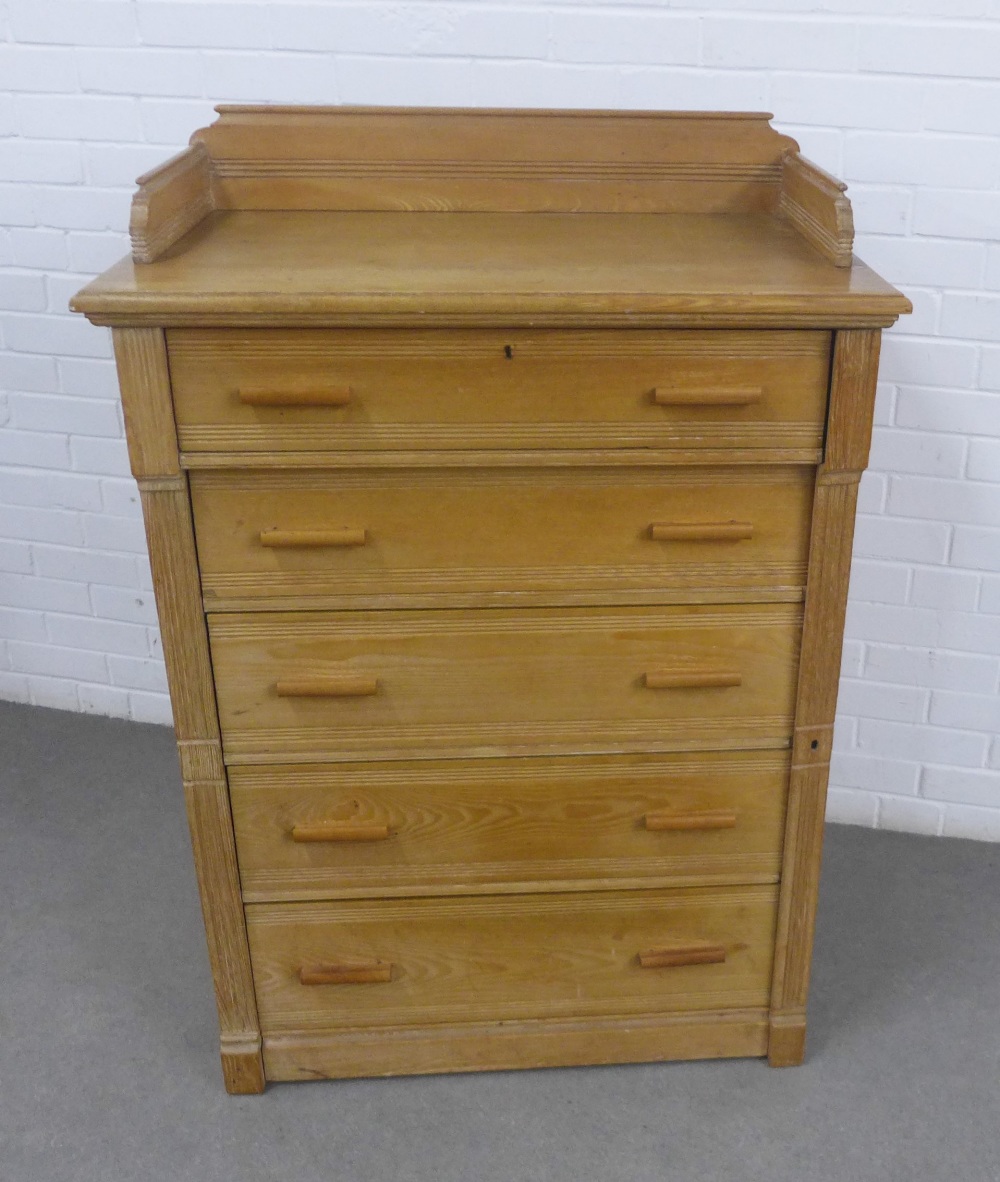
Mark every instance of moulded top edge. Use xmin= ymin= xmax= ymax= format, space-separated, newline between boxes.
xmin=211 ymin=105 xmax=777 ymax=121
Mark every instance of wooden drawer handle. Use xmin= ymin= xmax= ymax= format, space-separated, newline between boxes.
xmin=644 ymin=809 xmax=738 ymax=831
xmin=652 ymin=386 xmax=761 ymax=407
xmin=260 ymin=528 xmax=368 ymax=548
xmin=299 ymin=960 xmax=392 ymax=986
xmin=649 ymin=521 xmax=753 ymax=543
xmin=275 ymin=675 xmax=380 ymax=698
xmin=643 ymin=670 xmax=742 ymax=690
xmin=291 ymin=822 xmax=390 ymax=843
xmin=638 ymin=944 xmax=727 ymax=969
xmin=238 ymin=387 xmax=352 ymax=407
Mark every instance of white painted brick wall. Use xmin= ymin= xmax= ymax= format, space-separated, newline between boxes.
xmin=1 ymin=2 xmax=999 ymax=838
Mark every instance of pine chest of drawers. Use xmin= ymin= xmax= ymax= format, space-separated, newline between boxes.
xmin=72 ymin=106 xmax=910 ymax=1093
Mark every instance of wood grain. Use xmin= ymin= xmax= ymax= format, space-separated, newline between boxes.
xmin=274 ymin=674 xmax=380 ymax=698
xmin=138 ymin=484 xmax=219 ymax=736
xmin=768 ymin=476 xmax=861 ymax=1068
xmin=182 ymin=446 xmax=825 ymax=474
xmin=111 ymin=328 xmax=179 ymax=479
xmin=139 ymin=478 xmax=264 ymax=1094
xmin=299 ymin=960 xmax=392 ymax=986
xmin=652 ymin=386 xmax=761 ymax=406
xmin=291 ymin=822 xmax=391 ymax=844
xmin=649 ymin=521 xmax=754 ymax=542
xmin=190 ymin=466 xmax=814 ymax=610
xmin=71 ymin=107 xmax=911 ymax=1089
xmin=122 ymin=340 xmax=263 ymax=1093
xmin=176 ymin=738 xmax=226 ymax=782
xmin=263 ymin=1009 xmax=770 ymax=1080
xmin=638 ymin=944 xmax=727 ymax=969
xmin=209 ymin=604 xmax=802 ymax=764
xmin=229 ymin=751 xmax=790 ymax=901
xmin=644 ymin=809 xmax=738 ymax=832
xmin=129 ymin=143 xmax=215 ymax=264
xmin=258 ymin=528 xmax=367 ymax=549
xmin=194 ymin=105 xmax=797 ymax=215
xmin=139 ymin=483 xmax=264 ymax=1093
xmin=70 ymin=210 xmax=910 ymax=329
xmin=779 ymin=153 xmax=854 ymax=268
xmin=643 ymin=670 xmax=742 ymax=689
xmin=246 ymin=886 xmax=779 ymax=1033
xmin=238 ymin=386 xmax=352 ymax=407
xmin=169 ymin=328 xmax=830 ymax=455
xmin=768 ymin=328 xmax=885 ymax=1067
xmin=824 ymin=329 xmax=883 ymax=473
xmin=185 ymin=778 xmax=265 ymax=1093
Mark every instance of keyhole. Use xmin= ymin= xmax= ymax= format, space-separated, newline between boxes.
xmin=504 ymin=345 xmax=513 ymax=359
xmin=810 ymin=740 xmax=819 ymax=750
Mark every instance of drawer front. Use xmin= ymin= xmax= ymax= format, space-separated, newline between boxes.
xmin=232 ymin=751 xmax=789 ymax=901
xmin=168 ymin=328 xmax=830 ymax=455
xmin=209 ymin=604 xmax=801 ymax=763
xmin=247 ymin=886 xmax=778 ymax=1033
xmin=192 ymin=466 xmax=814 ymax=609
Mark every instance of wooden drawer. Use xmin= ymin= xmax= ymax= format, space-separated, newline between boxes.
xmin=168 ymin=328 xmax=830 ymax=457
xmin=232 ymin=751 xmax=789 ymax=901
xmin=209 ymin=604 xmax=801 ymax=763
xmin=191 ymin=466 xmax=813 ymax=610
xmin=246 ymin=885 xmax=778 ymax=1034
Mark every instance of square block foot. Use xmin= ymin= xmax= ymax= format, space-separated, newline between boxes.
xmin=222 ymin=1040 xmax=266 ymax=1094
xmin=767 ymin=1014 xmax=806 ymax=1067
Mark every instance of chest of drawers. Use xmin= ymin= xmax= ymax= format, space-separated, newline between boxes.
xmin=72 ymin=106 xmax=910 ymax=1093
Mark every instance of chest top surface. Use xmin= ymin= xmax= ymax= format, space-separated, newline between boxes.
xmin=71 ymin=105 xmax=909 ymax=329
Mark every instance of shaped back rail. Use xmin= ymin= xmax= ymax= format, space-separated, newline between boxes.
xmin=128 ymin=106 xmax=854 ymax=267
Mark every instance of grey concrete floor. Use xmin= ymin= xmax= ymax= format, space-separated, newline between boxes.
xmin=2 ymin=699 xmax=998 ymax=1182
